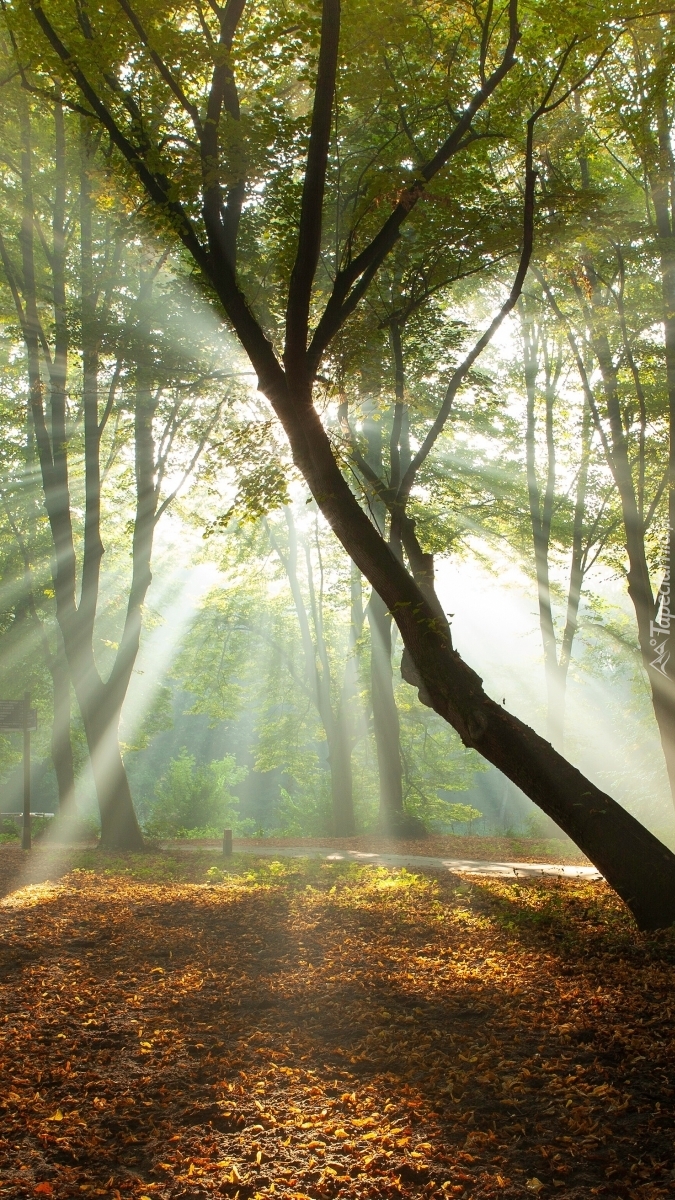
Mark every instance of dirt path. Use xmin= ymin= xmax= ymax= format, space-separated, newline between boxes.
xmin=194 ymin=841 xmax=603 ymax=879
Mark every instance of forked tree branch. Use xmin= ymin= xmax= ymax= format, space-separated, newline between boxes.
xmin=27 ymin=1 xmax=284 ymax=394
xmin=285 ymin=0 xmax=341 ymax=374
xmin=306 ymin=0 xmax=520 ymax=373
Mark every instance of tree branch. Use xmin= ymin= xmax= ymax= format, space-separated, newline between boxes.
xmin=306 ymin=0 xmax=520 ymax=374
xmin=397 ymin=107 xmax=537 ymax=503
xmin=115 ymin=0 xmax=203 ymax=134
xmin=285 ymin=0 xmax=341 ymax=374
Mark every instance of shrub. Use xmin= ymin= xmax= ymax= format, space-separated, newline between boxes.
xmin=144 ymin=749 xmax=248 ymax=838
xmin=445 ymin=802 xmax=484 ymax=834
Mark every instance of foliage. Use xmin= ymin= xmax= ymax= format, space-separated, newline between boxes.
xmin=444 ymin=802 xmax=484 ymax=832
xmin=143 ymin=749 xmax=248 ymax=838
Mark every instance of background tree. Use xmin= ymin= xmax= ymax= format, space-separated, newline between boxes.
xmin=0 ymin=79 xmax=236 ymax=845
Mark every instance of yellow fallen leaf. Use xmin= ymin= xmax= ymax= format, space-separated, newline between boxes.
xmin=229 ymin=1165 xmax=241 ymax=1183
xmin=334 ymin=1128 xmax=348 ymax=1138
xmin=48 ymin=1110 xmax=64 ymax=1122
xmin=256 ymin=1151 xmax=262 ymax=1165
xmin=527 ymin=1180 xmax=544 ymax=1193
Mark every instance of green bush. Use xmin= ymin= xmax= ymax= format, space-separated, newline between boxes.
xmin=143 ymin=749 xmax=248 ymax=838
xmin=0 ymin=818 xmax=20 ymax=843
xmin=445 ymin=802 xmax=484 ymax=833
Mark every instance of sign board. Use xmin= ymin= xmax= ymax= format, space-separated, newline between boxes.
xmin=0 ymin=701 xmax=37 ymax=731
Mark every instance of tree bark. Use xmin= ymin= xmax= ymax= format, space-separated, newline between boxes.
xmin=80 ymin=687 xmax=143 ymax=848
xmin=521 ymin=304 xmax=591 ymax=750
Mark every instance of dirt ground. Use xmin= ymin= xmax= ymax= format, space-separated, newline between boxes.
xmin=0 ymin=845 xmax=673 ymax=1200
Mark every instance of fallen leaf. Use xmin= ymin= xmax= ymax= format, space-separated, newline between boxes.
xmin=527 ymin=1179 xmax=545 ymax=1193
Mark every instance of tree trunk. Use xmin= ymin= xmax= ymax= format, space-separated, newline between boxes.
xmin=521 ymin=304 xmax=568 ymax=748
xmin=586 ymin=307 xmax=675 ymax=802
xmin=368 ymin=590 xmax=404 ymax=832
xmin=80 ymin=685 xmax=144 ymax=850
xmin=277 ymin=396 xmax=675 ymax=931
xmin=49 ymin=642 xmax=76 ymax=814
xmin=269 ymin=509 xmax=356 ymax=836
xmin=326 ymin=712 xmax=355 ymax=837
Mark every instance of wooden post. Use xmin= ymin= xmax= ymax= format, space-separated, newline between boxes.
xmin=22 ymin=691 xmax=31 ymax=851
xmin=223 ymin=828 xmax=233 ymax=857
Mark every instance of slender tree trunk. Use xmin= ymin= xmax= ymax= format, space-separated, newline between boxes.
xmin=521 ymin=305 xmax=568 ymax=748
xmin=555 ymin=397 xmax=592 ymax=739
xmin=585 ymin=302 xmax=675 ymax=798
xmin=270 ymin=509 xmax=356 ymax=836
xmin=49 ymin=640 xmax=76 ymax=813
xmin=648 ymin=114 xmax=675 ymax=808
xmin=368 ymin=590 xmax=404 ymax=832
xmin=361 ymin=390 xmax=407 ymax=830
xmin=75 ymin=129 xmax=143 ymax=849
xmin=325 ymin=714 xmax=355 ymax=838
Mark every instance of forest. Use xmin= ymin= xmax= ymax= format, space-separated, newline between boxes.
xmin=1 ymin=1 xmax=675 ymax=1198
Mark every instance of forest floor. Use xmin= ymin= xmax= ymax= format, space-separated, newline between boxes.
xmin=0 ymin=845 xmax=674 ymax=1200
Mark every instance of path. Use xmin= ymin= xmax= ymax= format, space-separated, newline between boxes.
xmin=212 ymin=842 xmax=603 ymax=880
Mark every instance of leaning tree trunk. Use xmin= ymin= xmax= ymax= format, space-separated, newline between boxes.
xmin=270 ymin=510 xmax=356 ymax=836
xmin=277 ymin=395 xmax=675 ymax=931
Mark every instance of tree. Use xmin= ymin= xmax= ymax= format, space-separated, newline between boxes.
xmin=266 ymin=506 xmax=363 ymax=836
xmin=0 ymin=348 xmax=76 ymax=814
xmin=13 ymin=0 xmax=675 ymax=925
xmin=513 ymin=25 xmax=675 ymax=803
xmin=517 ymin=293 xmax=618 ymax=748
xmin=0 ymin=80 xmax=233 ymax=846
xmin=145 ymin=748 xmax=247 ymax=837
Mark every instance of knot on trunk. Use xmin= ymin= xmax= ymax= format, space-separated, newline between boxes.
xmin=400 ymin=646 xmax=489 ymax=745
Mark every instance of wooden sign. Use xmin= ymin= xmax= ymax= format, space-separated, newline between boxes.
xmin=0 ymin=701 xmax=37 ymax=731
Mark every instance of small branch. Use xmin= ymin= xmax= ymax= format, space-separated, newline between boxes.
xmin=397 ymin=106 xmax=537 ymax=502
xmin=115 ymin=0 xmax=203 ymax=135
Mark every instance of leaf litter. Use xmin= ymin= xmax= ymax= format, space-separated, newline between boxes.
xmin=0 ymin=846 xmax=674 ymax=1199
